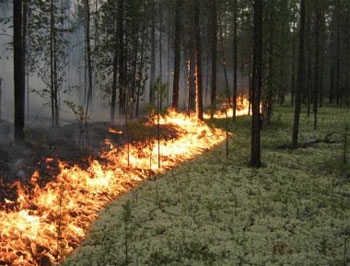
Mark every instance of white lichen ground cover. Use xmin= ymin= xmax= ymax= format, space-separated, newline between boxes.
xmin=63 ymin=106 xmax=350 ymax=266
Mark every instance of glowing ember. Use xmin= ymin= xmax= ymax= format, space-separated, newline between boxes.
xmin=0 ymin=109 xmax=227 ymax=265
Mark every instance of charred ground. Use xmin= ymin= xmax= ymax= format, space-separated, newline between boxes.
xmin=0 ymin=118 xmax=180 ymax=207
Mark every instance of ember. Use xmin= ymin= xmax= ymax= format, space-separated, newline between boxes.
xmin=0 ymin=109 xmax=233 ymax=265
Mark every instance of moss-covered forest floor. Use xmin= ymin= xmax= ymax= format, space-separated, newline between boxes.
xmin=63 ymin=105 xmax=350 ymax=266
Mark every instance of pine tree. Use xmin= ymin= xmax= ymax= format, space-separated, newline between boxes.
xmin=14 ymin=0 xmax=25 ymax=141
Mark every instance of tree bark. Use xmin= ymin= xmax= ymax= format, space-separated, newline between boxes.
xmin=0 ymin=77 xmax=2 ymax=120
xmin=292 ymin=0 xmax=306 ymax=149
xmin=14 ymin=0 xmax=25 ymax=141
xmin=172 ymin=0 xmax=182 ymax=110
xmin=117 ymin=0 xmax=125 ymax=115
xmin=265 ymin=0 xmax=274 ymax=124
xmin=85 ymin=0 xmax=93 ymax=117
xmin=250 ymin=0 xmax=263 ymax=167
xmin=110 ymin=22 xmax=119 ymax=124
xmin=232 ymin=0 xmax=238 ymax=121
xmin=313 ymin=0 xmax=320 ymax=131
xmin=149 ymin=14 xmax=156 ymax=104
xmin=50 ymin=0 xmax=55 ymax=127
xmin=195 ymin=0 xmax=203 ymax=120
xmin=210 ymin=0 xmax=217 ymax=117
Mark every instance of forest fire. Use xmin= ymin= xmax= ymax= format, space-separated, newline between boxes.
xmin=203 ymin=96 xmax=250 ymax=119
xmin=0 ymin=109 xmax=228 ymax=265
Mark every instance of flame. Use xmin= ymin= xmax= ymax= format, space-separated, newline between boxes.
xmin=108 ymin=127 xmax=123 ymax=134
xmin=0 ymin=109 xmax=228 ymax=265
xmin=203 ymin=95 xmax=250 ymax=119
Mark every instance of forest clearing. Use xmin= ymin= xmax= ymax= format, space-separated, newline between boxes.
xmin=62 ymin=105 xmax=350 ymax=266
xmin=1 ymin=0 xmax=350 ymax=264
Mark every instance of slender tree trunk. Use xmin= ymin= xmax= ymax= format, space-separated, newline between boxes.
xmin=305 ymin=13 xmax=311 ymax=117
xmin=53 ymin=13 xmax=59 ymax=128
xmin=210 ymin=0 xmax=217 ymax=117
xmin=117 ymin=0 xmax=125 ymax=115
xmin=186 ymin=60 xmax=190 ymax=114
xmin=265 ymin=1 xmax=274 ymax=124
xmin=248 ymin=56 xmax=252 ymax=116
xmin=159 ymin=0 xmax=163 ymax=83
xmin=166 ymin=9 xmax=171 ymax=107
xmin=149 ymin=14 xmax=156 ymax=104
xmin=0 ymin=77 xmax=2 ymax=120
xmin=195 ymin=0 xmax=203 ymax=120
xmin=335 ymin=0 xmax=341 ymax=107
xmin=250 ymin=0 xmax=263 ymax=167
xmin=232 ymin=0 xmax=238 ymax=121
xmin=313 ymin=0 xmax=320 ymax=131
xmin=23 ymin=0 xmax=28 ymax=121
xmin=329 ymin=65 xmax=335 ymax=103
xmin=219 ymin=25 xmax=230 ymax=106
xmin=158 ymin=1 xmax=163 ymax=110
xmin=136 ymin=33 xmax=145 ymax=117
xmin=85 ymin=0 xmax=93 ymax=118
xmin=292 ymin=0 xmax=306 ymax=149
xmin=110 ymin=22 xmax=119 ymax=124
xmin=172 ymin=0 xmax=182 ymax=110
xmin=14 ymin=0 xmax=25 ymax=141
xmin=50 ymin=0 xmax=55 ymax=127
xmin=291 ymin=24 xmax=296 ymax=106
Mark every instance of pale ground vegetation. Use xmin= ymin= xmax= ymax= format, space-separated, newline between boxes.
xmin=62 ymin=106 xmax=350 ymax=266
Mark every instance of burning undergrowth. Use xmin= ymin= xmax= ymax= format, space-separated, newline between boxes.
xmin=0 ymin=109 xmax=227 ymax=265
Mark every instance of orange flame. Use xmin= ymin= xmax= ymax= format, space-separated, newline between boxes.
xmin=0 ymin=109 xmax=228 ymax=265
xmin=203 ymin=95 xmax=250 ymax=119
xmin=108 ymin=127 xmax=123 ymax=134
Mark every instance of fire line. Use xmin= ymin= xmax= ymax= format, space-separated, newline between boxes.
xmin=0 ymin=104 xmax=249 ymax=265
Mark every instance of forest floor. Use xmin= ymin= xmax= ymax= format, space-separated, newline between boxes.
xmin=0 ymin=116 xmax=178 ymax=204
xmin=61 ymin=105 xmax=350 ymax=266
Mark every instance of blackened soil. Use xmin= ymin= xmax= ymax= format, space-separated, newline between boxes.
xmin=0 ymin=119 xmax=180 ymax=207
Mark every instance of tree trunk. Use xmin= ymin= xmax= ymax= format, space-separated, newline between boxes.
xmin=85 ymin=0 xmax=93 ymax=117
xmin=159 ymin=0 xmax=163 ymax=86
xmin=23 ymin=0 xmax=28 ymax=121
xmin=117 ymin=0 xmax=125 ymax=115
xmin=250 ymin=0 xmax=263 ymax=168
xmin=232 ymin=0 xmax=238 ymax=121
xmin=335 ymin=0 xmax=341 ymax=107
xmin=210 ymin=0 xmax=217 ymax=117
xmin=305 ymin=12 xmax=311 ymax=117
xmin=265 ymin=1 xmax=274 ymax=124
xmin=313 ymin=0 xmax=320 ymax=131
xmin=291 ymin=24 xmax=296 ymax=106
xmin=172 ymin=0 xmax=182 ymax=110
xmin=149 ymin=14 xmax=156 ymax=104
xmin=14 ymin=0 xmax=25 ymax=142
xmin=195 ymin=0 xmax=203 ymax=120
xmin=136 ymin=33 xmax=145 ymax=117
xmin=292 ymin=0 xmax=306 ymax=149
xmin=50 ymin=0 xmax=55 ymax=127
xmin=110 ymin=23 xmax=118 ymax=124
xmin=0 ymin=77 xmax=2 ymax=120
